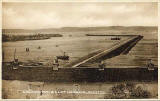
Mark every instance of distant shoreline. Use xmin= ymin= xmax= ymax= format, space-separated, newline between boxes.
xmin=2 ymin=34 xmax=63 ymax=42
xmin=2 ymin=26 xmax=157 ymax=33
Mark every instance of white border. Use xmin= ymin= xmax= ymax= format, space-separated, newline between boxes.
xmin=0 ymin=0 xmax=159 ymax=100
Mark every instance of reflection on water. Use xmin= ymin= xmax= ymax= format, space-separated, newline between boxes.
xmin=3 ymin=35 xmax=157 ymax=67
xmin=2 ymin=36 xmax=124 ymax=64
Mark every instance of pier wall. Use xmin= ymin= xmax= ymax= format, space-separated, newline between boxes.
xmin=2 ymin=65 xmax=157 ymax=82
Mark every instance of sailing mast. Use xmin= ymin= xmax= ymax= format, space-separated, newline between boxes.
xmin=14 ymin=48 xmax=16 ymax=61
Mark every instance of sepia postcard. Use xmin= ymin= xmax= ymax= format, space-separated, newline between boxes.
xmin=1 ymin=0 xmax=158 ymax=99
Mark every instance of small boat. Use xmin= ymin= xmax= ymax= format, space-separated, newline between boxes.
xmin=55 ymin=45 xmax=59 ymax=47
xmin=56 ymin=52 xmax=69 ymax=60
xmin=38 ymin=46 xmax=41 ymax=49
xmin=111 ymin=37 xmax=121 ymax=40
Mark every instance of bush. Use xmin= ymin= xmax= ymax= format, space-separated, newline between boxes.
xmin=131 ymin=86 xmax=151 ymax=98
xmin=104 ymin=82 xmax=151 ymax=99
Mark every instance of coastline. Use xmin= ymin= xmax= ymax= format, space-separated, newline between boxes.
xmin=2 ymin=34 xmax=63 ymax=42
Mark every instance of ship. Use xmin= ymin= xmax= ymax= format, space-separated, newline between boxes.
xmin=2 ymin=35 xmax=158 ymax=82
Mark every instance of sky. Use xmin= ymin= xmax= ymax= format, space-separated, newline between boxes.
xmin=2 ymin=2 xmax=158 ymax=29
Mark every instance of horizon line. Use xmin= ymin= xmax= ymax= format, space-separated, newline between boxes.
xmin=2 ymin=25 xmax=158 ymax=30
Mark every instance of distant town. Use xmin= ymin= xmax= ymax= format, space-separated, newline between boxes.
xmin=2 ymin=33 xmax=63 ymax=42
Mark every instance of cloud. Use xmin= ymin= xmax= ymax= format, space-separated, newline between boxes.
xmin=2 ymin=2 xmax=158 ymax=29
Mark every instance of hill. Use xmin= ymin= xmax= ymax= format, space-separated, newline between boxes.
xmin=2 ymin=26 xmax=158 ymax=34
